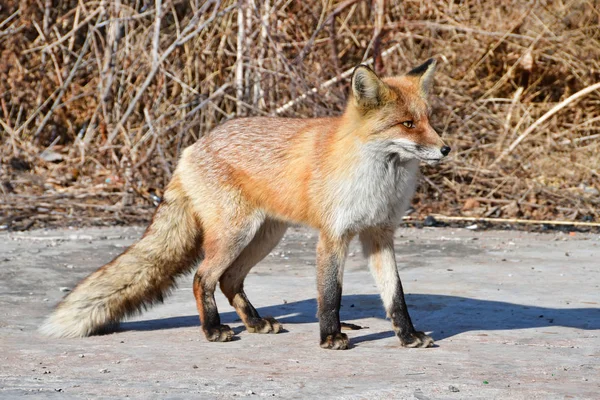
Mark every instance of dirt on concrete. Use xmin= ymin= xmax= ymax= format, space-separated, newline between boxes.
xmin=0 ymin=226 xmax=599 ymax=399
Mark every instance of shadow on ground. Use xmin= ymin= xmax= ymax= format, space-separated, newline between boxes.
xmin=119 ymin=294 xmax=600 ymax=343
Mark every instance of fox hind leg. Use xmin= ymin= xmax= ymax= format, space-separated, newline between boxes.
xmin=193 ymin=213 xmax=264 ymax=342
xmin=220 ymin=219 xmax=288 ymax=334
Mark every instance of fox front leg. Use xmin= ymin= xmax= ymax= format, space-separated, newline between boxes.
xmin=360 ymin=228 xmax=434 ymax=348
xmin=315 ymin=234 xmax=351 ymax=350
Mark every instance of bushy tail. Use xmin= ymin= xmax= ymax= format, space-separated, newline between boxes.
xmin=39 ymin=177 xmax=203 ymax=338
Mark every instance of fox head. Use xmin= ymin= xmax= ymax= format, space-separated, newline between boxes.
xmin=348 ymin=59 xmax=450 ymax=165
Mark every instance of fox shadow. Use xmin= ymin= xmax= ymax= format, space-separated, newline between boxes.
xmin=119 ymin=293 xmax=600 ymax=343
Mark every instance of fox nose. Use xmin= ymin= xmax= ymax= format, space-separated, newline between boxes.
xmin=440 ymin=146 xmax=451 ymax=157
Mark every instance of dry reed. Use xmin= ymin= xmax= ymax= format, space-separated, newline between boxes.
xmin=1 ymin=0 xmax=599 ymax=230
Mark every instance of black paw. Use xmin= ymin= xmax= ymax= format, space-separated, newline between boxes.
xmin=246 ymin=316 xmax=282 ymax=334
xmin=398 ymin=331 xmax=434 ymax=348
xmin=204 ymin=324 xmax=234 ymax=342
xmin=320 ymin=332 xmax=350 ymax=350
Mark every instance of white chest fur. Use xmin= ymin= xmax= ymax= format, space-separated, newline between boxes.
xmin=328 ymin=143 xmax=420 ymax=236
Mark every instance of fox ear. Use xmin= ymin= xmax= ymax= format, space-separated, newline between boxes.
xmin=407 ymin=58 xmax=437 ymax=96
xmin=351 ymin=65 xmax=390 ymax=108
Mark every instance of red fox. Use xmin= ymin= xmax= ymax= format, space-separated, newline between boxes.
xmin=40 ymin=60 xmax=450 ymax=349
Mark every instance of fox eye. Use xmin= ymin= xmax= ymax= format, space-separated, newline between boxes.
xmin=402 ymin=121 xmax=415 ymax=129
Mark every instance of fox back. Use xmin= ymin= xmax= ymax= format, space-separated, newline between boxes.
xmin=178 ymin=60 xmax=448 ymax=236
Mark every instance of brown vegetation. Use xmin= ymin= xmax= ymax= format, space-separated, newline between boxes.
xmin=1 ymin=0 xmax=599 ymax=230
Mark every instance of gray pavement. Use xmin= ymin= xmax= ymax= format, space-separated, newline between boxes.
xmin=0 ymin=226 xmax=599 ymax=399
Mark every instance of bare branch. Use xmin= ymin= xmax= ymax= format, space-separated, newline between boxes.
xmin=492 ymin=81 xmax=600 ymax=166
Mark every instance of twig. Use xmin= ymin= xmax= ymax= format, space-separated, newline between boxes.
xmin=153 ymin=0 xmax=162 ymax=69
xmin=422 ymin=175 xmax=443 ymax=194
xmin=471 ymin=197 xmax=576 ymax=213
xmin=133 ymin=129 xmax=158 ymax=170
xmin=254 ymin=0 xmax=269 ymax=109
xmin=63 ymin=4 xmax=80 ymax=67
xmin=274 ymin=42 xmax=401 ymax=115
xmin=99 ymin=0 xmax=122 ymax=122
xmin=370 ymin=0 xmax=386 ymax=75
xmin=236 ymin=0 xmax=245 ymax=115
xmin=328 ymin=7 xmax=340 ymax=74
xmin=492 ymin=81 xmax=600 ymax=166
xmin=185 ymin=83 xmax=231 ymax=119
xmin=33 ymin=31 xmax=93 ymax=140
xmin=103 ymin=0 xmax=230 ymax=147
xmin=31 ymin=21 xmax=63 ymax=86
xmin=143 ymin=108 xmax=171 ymax=178
xmin=244 ymin=0 xmax=252 ymax=104
xmin=497 ymin=87 xmax=524 ymax=153
xmin=42 ymin=0 xmax=52 ymax=65
xmin=162 ymin=83 xmax=231 ymax=134
xmin=0 ymin=98 xmax=19 ymax=156
xmin=0 ymin=9 xmax=20 ymax=30
xmin=354 ymin=20 xmax=555 ymax=42
xmin=559 ymin=133 xmax=600 ymax=145
xmin=294 ymin=0 xmax=363 ymax=64
xmin=23 ymin=8 xmax=102 ymax=55
xmin=403 ymin=215 xmax=600 ymax=228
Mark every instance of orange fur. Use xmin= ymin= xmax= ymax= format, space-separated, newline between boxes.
xmin=40 ymin=61 xmax=448 ymax=348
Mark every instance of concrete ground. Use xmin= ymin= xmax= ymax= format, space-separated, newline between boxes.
xmin=0 ymin=226 xmax=598 ymax=399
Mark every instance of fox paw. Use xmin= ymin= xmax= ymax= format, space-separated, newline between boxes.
xmin=398 ymin=331 xmax=434 ymax=348
xmin=320 ymin=332 xmax=349 ymax=350
xmin=246 ymin=317 xmax=282 ymax=334
xmin=204 ymin=325 xmax=234 ymax=342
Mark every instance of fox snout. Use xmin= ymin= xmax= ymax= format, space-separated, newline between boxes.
xmin=427 ymin=126 xmax=451 ymax=159
xmin=427 ymin=142 xmax=451 ymax=164
xmin=419 ymin=144 xmax=450 ymax=165
xmin=425 ymin=126 xmax=451 ymax=162
xmin=417 ymin=129 xmax=451 ymax=164
xmin=409 ymin=134 xmax=451 ymax=165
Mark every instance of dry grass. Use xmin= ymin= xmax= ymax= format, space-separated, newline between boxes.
xmin=1 ymin=0 xmax=599 ymax=230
